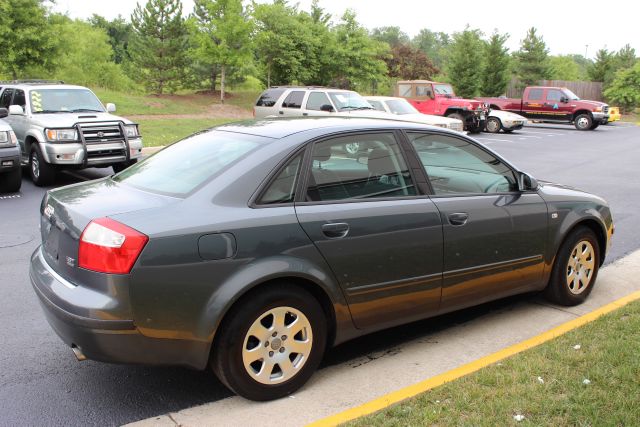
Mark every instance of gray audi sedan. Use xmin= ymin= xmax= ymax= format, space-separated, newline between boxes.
xmin=30 ymin=118 xmax=613 ymax=401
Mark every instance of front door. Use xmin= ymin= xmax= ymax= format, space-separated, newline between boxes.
xmin=542 ymin=88 xmax=573 ymax=121
xmin=295 ymin=132 xmax=444 ymax=330
xmin=406 ymin=132 xmax=548 ymax=311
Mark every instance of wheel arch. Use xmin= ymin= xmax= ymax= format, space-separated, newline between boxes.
xmin=572 ymin=109 xmax=593 ymax=121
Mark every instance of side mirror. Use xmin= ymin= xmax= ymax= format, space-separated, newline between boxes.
xmin=0 ymin=108 xmax=8 ymax=119
xmin=8 ymin=105 xmax=24 ymax=115
xmin=106 ymin=103 xmax=116 ymax=113
xmin=518 ymin=172 xmax=539 ymax=191
xmin=320 ymin=104 xmax=335 ymax=113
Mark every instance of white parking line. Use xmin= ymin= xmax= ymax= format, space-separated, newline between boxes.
xmin=476 ymin=138 xmax=511 ymax=143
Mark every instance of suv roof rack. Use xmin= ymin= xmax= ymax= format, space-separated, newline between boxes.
xmin=0 ymin=79 xmax=65 ymax=85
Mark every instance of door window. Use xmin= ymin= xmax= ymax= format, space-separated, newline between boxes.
xmin=281 ymin=91 xmax=305 ymax=109
xmin=546 ymin=89 xmax=563 ymax=102
xmin=0 ymin=89 xmax=14 ymax=108
xmin=305 ymin=133 xmax=416 ymax=202
xmin=408 ymin=133 xmax=518 ymax=195
xmin=528 ymin=88 xmax=543 ymax=100
xmin=12 ymin=90 xmax=26 ymax=110
xmin=367 ymin=100 xmax=385 ymax=112
xmin=258 ymin=154 xmax=303 ymax=204
xmin=306 ymin=92 xmax=331 ymax=111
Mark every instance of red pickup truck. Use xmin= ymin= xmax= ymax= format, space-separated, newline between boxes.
xmin=394 ymin=80 xmax=488 ymax=133
xmin=477 ymin=86 xmax=610 ymax=131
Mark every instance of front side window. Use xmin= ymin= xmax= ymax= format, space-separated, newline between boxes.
xmin=29 ymin=89 xmax=105 ymax=114
xmin=13 ymin=90 xmax=26 ymax=110
xmin=258 ymin=154 xmax=302 ymax=204
xmin=0 ymin=89 xmax=13 ymax=108
xmin=113 ymin=130 xmax=267 ymax=196
xmin=281 ymin=91 xmax=305 ymax=109
xmin=416 ymin=85 xmax=434 ymax=97
xmin=546 ymin=89 xmax=563 ymax=102
xmin=306 ymin=92 xmax=332 ymax=111
xmin=305 ymin=133 xmax=416 ymax=202
xmin=408 ymin=133 xmax=517 ymax=195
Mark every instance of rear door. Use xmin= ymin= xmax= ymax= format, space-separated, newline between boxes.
xmin=521 ymin=87 xmax=546 ymax=119
xmin=406 ymin=132 xmax=548 ymax=311
xmin=278 ymin=90 xmax=306 ymax=117
xmin=295 ymin=131 xmax=444 ymax=330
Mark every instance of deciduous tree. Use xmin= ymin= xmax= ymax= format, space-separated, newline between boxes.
xmin=604 ymin=62 xmax=640 ymax=112
xmin=386 ymin=44 xmax=438 ymax=80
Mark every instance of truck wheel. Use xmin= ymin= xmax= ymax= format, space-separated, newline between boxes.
xmin=211 ymin=284 xmax=327 ymax=401
xmin=589 ymin=122 xmax=600 ymax=130
xmin=112 ymin=159 xmax=138 ymax=173
xmin=574 ymin=113 xmax=592 ymax=131
xmin=30 ymin=145 xmax=56 ymax=186
xmin=485 ymin=117 xmax=502 ymax=133
xmin=0 ymin=168 xmax=22 ymax=193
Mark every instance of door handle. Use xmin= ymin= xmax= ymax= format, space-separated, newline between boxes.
xmin=448 ymin=212 xmax=469 ymax=226
xmin=279 ymin=111 xmax=284 ymax=115
xmin=321 ymin=222 xmax=349 ymax=238
xmin=302 ymin=112 xmax=308 ymax=116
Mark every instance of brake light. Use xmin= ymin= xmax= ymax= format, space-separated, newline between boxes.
xmin=78 ymin=218 xmax=148 ymax=274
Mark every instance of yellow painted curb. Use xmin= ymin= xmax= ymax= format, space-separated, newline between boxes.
xmin=308 ymin=290 xmax=640 ymax=427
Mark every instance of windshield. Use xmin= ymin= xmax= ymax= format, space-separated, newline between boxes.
xmin=433 ymin=84 xmax=455 ymax=96
xmin=328 ymin=91 xmax=374 ymax=111
xmin=113 ymin=130 xmax=267 ymax=196
xmin=562 ymin=88 xmax=581 ymax=100
xmin=385 ymin=99 xmax=418 ymax=115
xmin=30 ymin=89 xmax=105 ymax=114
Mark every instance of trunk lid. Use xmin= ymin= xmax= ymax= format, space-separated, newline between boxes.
xmin=40 ymin=177 xmax=177 ymax=286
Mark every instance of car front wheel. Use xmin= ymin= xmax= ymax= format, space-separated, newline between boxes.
xmin=574 ymin=113 xmax=593 ymax=131
xmin=544 ymin=226 xmax=600 ymax=306
xmin=30 ymin=145 xmax=56 ymax=186
xmin=485 ymin=117 xmax=502 ymax=133
xmin=211 ymin=284 xmax=327 ymax=401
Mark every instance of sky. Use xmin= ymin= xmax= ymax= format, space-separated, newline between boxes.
xmin=51 ymin=0 xmax=640 ymax=59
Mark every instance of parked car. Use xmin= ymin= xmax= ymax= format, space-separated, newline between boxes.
xmin=0 ymin=80 xmax=143 ymax=186
xmin=485 ymin=109 xmax=528 ymax=133
xmin=477 ymin=87 xmax=609 ymax=131
xmin=394 ymin=80 xmax=488 ymax=133
xmin=606 ymin=106 xmax=621 ymax=124
xmin=364 ymin=96 xmax=464 ymax=133
xmin=0 ymin=107 xmax=21 ymax=192
xmin=31 ymin=117 xmax=613 ymax=401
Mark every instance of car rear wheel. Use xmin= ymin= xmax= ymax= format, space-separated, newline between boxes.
xmin=485 ymin=117 xmax=502 ymax=133
xmin=30 ymin=145 xmax=56 ymax=186
xmin=0 ymin=167 xmax=21 ymax=193
xmin=211 ymin=284 xmax=327 ymax=401
xmin=544 ymin=226 xmax=600 ymax=306
xmin=574 ymin=113 xmax=593 ymax=131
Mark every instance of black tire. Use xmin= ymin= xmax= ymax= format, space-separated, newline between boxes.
xmin=30 ymin=145 xmax=56 ymax=186
xmin=544 ymin=226 xmax=600 ymax=306
xmin=574 ymin=113 xmax=593 ymax=131
xmin=0 ymin=167 xmax=22 ymax=193
xmin=503 ymin=129 xmax=514 ymax=133
xmin=589 ymin=122 xmax=600 ymax=130
xmin=485 ymin=117 xmax=502 ymax=133
xmin=211 ymin=284 xmax=327 ymax=401
xmin=112 ymin=158 xmax=138 ymax=173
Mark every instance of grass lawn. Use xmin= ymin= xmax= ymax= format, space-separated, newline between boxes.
xmin=348 ymin=299 xmax=640 ymax=426
xmin=136 ymin=117 xmax=236 ymax=147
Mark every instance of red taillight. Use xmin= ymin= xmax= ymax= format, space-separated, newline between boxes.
xmin=78 ymin=218 xmax=148 ymax=274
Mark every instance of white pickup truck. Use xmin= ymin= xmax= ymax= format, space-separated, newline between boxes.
xmin=0 ymin=81 xmax=143 ymax=186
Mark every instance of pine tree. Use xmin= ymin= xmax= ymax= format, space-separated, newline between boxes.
xmin=447 ymin=27 xmax=485 ymax=98
xmin=588 ymin=49 xmax=613 ymax=82
xmin=130 ymin=0 xmax=188 ymax=94
xmin=515 ymin=27 xmax=550 ymax=87
xmin=481 ymin=31 xmax=510 ymax=96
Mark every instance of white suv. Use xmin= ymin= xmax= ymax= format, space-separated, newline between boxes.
xmin=0 ymin=81 xmax=143 ymax=186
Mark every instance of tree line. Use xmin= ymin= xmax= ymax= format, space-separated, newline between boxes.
xmin=0 ymin=0 xmax=638 ymax=110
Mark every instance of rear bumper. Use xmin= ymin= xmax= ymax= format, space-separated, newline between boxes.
xmin=30 ymin=246 xmax=209 ymax=369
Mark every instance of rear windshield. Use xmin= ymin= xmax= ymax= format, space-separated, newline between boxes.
xmin=112 ymin=130 xmax=268 ymax=196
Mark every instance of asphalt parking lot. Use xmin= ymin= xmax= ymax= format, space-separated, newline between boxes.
xmin=0 ymin=122 xmax=638 ymax=426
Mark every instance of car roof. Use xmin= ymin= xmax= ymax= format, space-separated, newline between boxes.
xmin=216 ymin=117 xmax=448 ymax=139
xmin=0 ymin=83 xmax=90 ymax=91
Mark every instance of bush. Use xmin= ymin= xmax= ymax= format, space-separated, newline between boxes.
xmin=604 ymin=62 xmax=640 ymax=113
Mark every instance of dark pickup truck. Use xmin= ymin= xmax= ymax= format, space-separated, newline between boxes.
xmin=477 ymin=86 xmax=609 ymax=131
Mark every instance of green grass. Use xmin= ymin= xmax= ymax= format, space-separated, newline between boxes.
xmin=136 ymin=117 xmax=236 ymax=147
xmin=347 ymin=299 xmax=640 ymax=427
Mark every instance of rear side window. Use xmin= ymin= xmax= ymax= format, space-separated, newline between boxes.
xmin=258 ymin=153 xmax=303 ymax=204
xmin=256 ymin=88 xmax=286 ymax=107
xmin=0 ymin=89 xmax=14 ymax=108
xmin=113 ymin=130 xmax=269 ymax=196
xmin=13 ymin=90 xmax=26 ymax=109
xmin=528 ymin=88 xmax=543 ymax=100
xmin=282 ymin=91 xmax=305 ymax=109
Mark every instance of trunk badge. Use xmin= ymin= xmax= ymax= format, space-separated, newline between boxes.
xmin=44 ymin=204 xmax=55 ymax=219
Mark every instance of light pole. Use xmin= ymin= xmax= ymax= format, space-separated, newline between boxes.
xmin=585 ymin=44 xmax=589 ymax=59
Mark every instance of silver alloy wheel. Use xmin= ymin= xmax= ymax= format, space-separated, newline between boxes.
xmin=344 ymin=142 xmax=360 ymax=155
xmin=242 ymin=306 xmax=313 ymax=385
xmin=31 ymin=152 xmax=40 ymax=180
xmin=576 ymin=116 xmax=590 ymax=129
xmin=486 ymin=118 xmax=501 ymax=133
xmin=566 ymin=240 xmax=595 ymax=294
